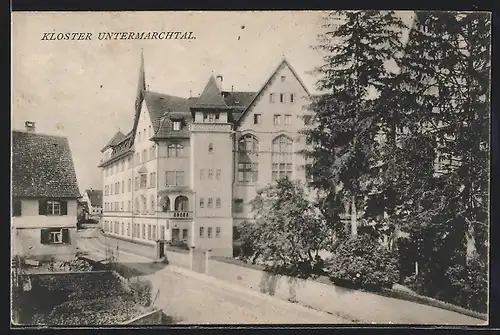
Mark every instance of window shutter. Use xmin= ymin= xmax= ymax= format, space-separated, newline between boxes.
xmin=60 ymin=201 xmax=68 ymax=215
xmin=40 ymin=229 xmax=49 ymax=244
xmin=13 ymin=200 xmax=22 ymax=217
xmin=38 ymin=200 xmax=47 ymax=215
xmin=62 ymin=228 xmax=70 ymax=243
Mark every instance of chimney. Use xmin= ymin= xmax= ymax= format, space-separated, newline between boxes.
xmin=216 ymin=75 xmax=223 ymax=92
xmin=25 ymin=121 xmax=35 ymax=133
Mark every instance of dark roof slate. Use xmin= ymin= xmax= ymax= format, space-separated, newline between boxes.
xmin=101 ymin=131 xmax=126 ymax=152
xmin=85 ymin=189 xmax=103 ymax=207
xmin=12 ymin=131 xmax=80 ymax=198
xmin=192 ymin=76 xmax=230 ymax=109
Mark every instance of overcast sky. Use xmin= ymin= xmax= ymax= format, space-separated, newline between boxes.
xmin=12 ymin=11 xmax=414 ymax=194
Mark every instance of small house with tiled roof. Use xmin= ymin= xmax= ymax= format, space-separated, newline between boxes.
xmin=81 ymin=188 xmax=103 ymax=220
xmin=99 ymin=52 xmax=313 ymax=257
xmin=12 ymin=122 xmax=81 ymax=261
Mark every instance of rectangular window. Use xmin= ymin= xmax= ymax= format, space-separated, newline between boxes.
xmin=40 ymin=228 xmax=70 ymax=244
xmin=152 ymin=225 xmax=157 ymax=241
xmin=216 ymin=169 xmax=221 ymax=180
xmin=285 ymin=114 xmax=291 ymax=125
xmin=199 ymin=227 xmax=204 ymax=238
xmin=207 ymin=198 xmax=213 ymax=208
xmin=238 ymin=162 xmax=257 ymax=182
xmin=273 ymin=114 xmax=281 ymax=125
xmin=234 ymin=199 xmax=243 ymax=213
xmin=207 ymin=227 xmax=213 ymax=238
xmin=160 ymin=226 xmax=165 ymax=240
xmin=280 ymin=93 xmax=286 ymax=103
xmin=122 ymin=181 xmax=125 ymax=194
xmin=128 ymin=179 xmax=131 ymax=192
xmin=166 ymin=171 xmax=184 ymax=186
xmin=176 ymin=171 xmax=184 ymax=186
xmin=208 ymin=169 xmax=213 ymax=180
xmin=216 ymin=227 xmax=221 ymax=238
xmin=142 ymin=224 xmax=146 ymax=239
xmin=290 ymin=93 xmax=295 ymax=103
xmin=182 ymin=229 xmax=188 ymax=240
xmin=116 ymin=182 xmax=120 ymax=194
xmin=121 ymin=222 xmax=124 ymax=235
xmin=128 ymin=200 xmax=131 ymax=211
xmin=173 ymin=121 xmax=182 ymax=131
xmin=253 ymin=114 xmax=261 ymax=124
xmin=13 ymin=199 xmax=22 ymax=217
xmin=269 ymin=93 xmax=275 ymax=103
xmin=200 ymin=198 xmax=204 ymax=208
xmin=200 ymin=169 xmax=204 ymax=180
xmin=45 ymin=200 xmax=65 ymax=216
xmin=281 ymin=75 xmax=286 ymax=82
xmin=216 ymin=198 xmax=221 ymax=208
xmin=140 ymin=174 xmax=147 ymax=189
xmin=150 ymin=172 xmax=156 ymax=188
xmin=166 ymin=171 xmax=175 ymax=186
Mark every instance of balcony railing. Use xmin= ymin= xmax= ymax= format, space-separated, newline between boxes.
xmin=164 ymin=211 xmax=193 ymax=219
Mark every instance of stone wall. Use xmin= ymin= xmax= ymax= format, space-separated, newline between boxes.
xmin=205 ymin=257 xmax=486 ymax=325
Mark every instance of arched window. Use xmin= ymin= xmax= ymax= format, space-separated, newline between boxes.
xmin=174 ymin=196 xmax=189 ymax=211
xmin=238 ymin=134 xmax=259 ymax=154
xmin=161 ymin=196 xmax=170 ymax=212
xmin=271 ymin=135 xmax=293 ymax=182
xmin=237 ymin=134 xmax=259 ymax=183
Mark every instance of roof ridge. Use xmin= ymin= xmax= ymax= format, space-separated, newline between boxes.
xmin=12 ymin=130 xmax=69 ymax=140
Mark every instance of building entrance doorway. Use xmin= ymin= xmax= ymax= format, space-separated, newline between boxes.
xmin=172 ymin=228 xmax=180 ymax=241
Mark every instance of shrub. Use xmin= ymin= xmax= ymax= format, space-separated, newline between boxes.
xmin=326 ymin=234 xmax=399 ymax=291
xmin=128 ymin=279 xmax=153 ymax=307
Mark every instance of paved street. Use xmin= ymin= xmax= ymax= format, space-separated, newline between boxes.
xmin=76 ymin=228 xmax=352 ymax=324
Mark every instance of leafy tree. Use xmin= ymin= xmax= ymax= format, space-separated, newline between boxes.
xmin=303 ymin=10 xmax=408 ymax=241
xmin=238 ymin=177 xmax=332 ymax=278
xmin=382 ymin=11 xmax=490 ymax=310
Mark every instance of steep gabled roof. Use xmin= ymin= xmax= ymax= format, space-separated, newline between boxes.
xmin=101 ymin=131 xmax=126 ymax=152
xmin=143 ymin=91 xmax=193 ymax=140
xmin=12 ymin=131 xmax=80 ymax=198
xmin=192 ymin=76 xmax=230 ymax=109
xmin=235 ymin=58 xmax=311 ymax=126
xmin=85 ymin=189 xmax=103 ymax=207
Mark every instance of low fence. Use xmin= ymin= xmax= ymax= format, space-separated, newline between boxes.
xmin=120 ymin=308 xmax=164 ymax=325
xmin=205 ymin=257 xmax=486 ymax=325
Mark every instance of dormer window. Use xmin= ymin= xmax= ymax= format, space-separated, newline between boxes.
xmin=173 ymin=121 xmax=182 ymax=131
xmin=204 ymin=112 xmax=219 ymax=123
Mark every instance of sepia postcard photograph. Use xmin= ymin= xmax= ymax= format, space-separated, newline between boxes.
xmin=11 ymin=10 xmax=491 ymax=327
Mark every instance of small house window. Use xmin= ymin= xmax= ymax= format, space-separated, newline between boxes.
xmin=207 ymin=227 xmax=213 ymax=238
xmin=290 ymin=93 xmax=295 ymax=103
xmin=199 ymin=227 xmax=205 ymax=238
xmin=281 ymin=75 xmax=286 ymax=82
xmin=216 ymin=227 xmax=221 ymax=238
xmin=39 ymin=200 xmax=67 ymax=216
xmin=173 ymin=121 xmax=182 ymax=131
xmin=207 ymin=198 xmax=213 ymax=208
xmin=280 ymin=93 xmax=286 ymax=103
xmin=41 ymin=228 xmax=70 ymax=245
xmin=208 ymin=169 xmax=213 ymax=179
xmin=216 ymin=169 xmax=221 ymax=180
xmin=200 ymin=198 xmax=205 ymax=208
xmin=285 ymin=114 xmax=291 ymax=125
xmin=269 ymin=93 xmax=275 ymax=103
xmin=216 ymin=198 xmax=221 ymax=208
xmin=253 ymin=114 xmax=261 ymax=125
xmin=273 ymin=115 xmax=281 ymax=125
